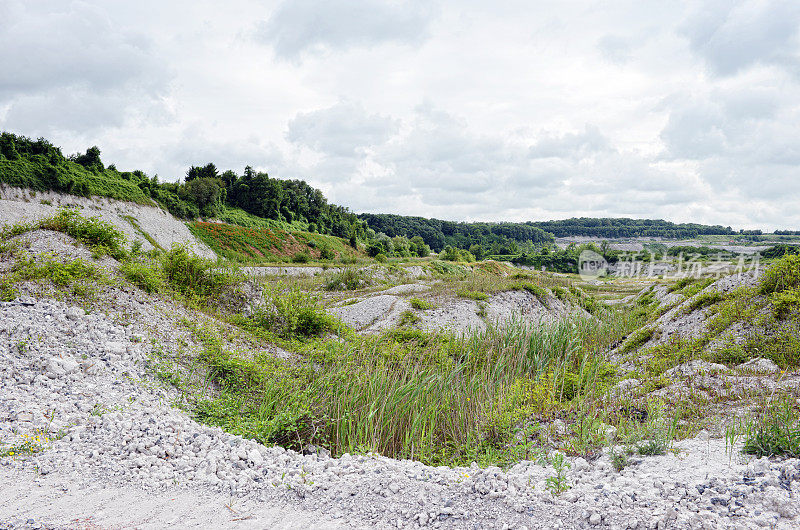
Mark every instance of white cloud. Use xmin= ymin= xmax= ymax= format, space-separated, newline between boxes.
xmin=286 ymin=101 xmax=399 ymax=156
xmin=1 ymin=0 xmax=800 ymax=230
xmin=256 ymin=0 xmax=436 ymax=60
xmin=0 ymin=1 xmax=171 ymax=136
xmin=681 ymin=0 xmax=800 ymax=77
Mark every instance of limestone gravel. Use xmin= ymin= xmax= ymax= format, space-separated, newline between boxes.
xmin=2 ymin=298 xmax=799 ymax=529
xmin=1 ymin=228 xmax=800 ymax=528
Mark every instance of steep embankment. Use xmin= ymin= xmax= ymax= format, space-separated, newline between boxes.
xmin=0 ymin=185 xmax=215 ymax=259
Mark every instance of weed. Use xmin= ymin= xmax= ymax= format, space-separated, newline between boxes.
xmin=771 ymin=288 xmax=800 ymax=319
xmin=0 ymin=430 xmax=50 ymax=458
xmin=759 ymin=254 xmax=800 ymax=295
xmin=292 ymin=251 xmax=311 ymax=264
xmin=409 ymin=298 xmax=435 ymax=310
xmin=610 ymin=448 xmax=628 ymax=472
xmin=545 ymin=452 xmax=570 ymax=494
xmin=325 ymin=268 xmax=369 ymax=291
xmin=161 ymin=244 xmax=239 ymax=300
xmin=742 ymin=396 xmax=800 ymax=457
xmin=621 ymin=327 xmax=655 ymax=353
xmin=398 ymin=310 xmax=420 ymax=327
xmin=249 ymin=286 xmax=335 ymax=338
xmin=121 ymin=215 xmax=163 ymax=251
xmin=682 ymin=290 xmax=724 ymax=314
xmin=429 ymin=260 xmax=467 ymax=277
xmin=513 ymin=282 xmax=549 ymax=304
xmin=120 ymin=260 xmax=163 ymax=293
xmin=457 ymin=290 xmax=488 ymax=301
xmin=39 ymin=208 xmax=127 ymax=260
xmin=319 ymin=244 xmax=335 ymax=260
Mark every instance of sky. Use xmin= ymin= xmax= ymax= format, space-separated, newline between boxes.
xmin=1 ymin=0 xmax=799 ymax=231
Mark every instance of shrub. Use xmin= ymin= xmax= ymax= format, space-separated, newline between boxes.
xmin=292 ymin=251 xmax=311 ymax=263
xmin=772 ymin=288 xmax=800 ymax=319
xmin=161 ymin=244 xmax=236 ymax=299
xmin=374 ymin=253 xmax=387 ymax=263
xmin=440 ymin=245 xmax=475 ymax=263
xmin=410 ymin=298 xmax=434 ymax=310
xmin=319 ymin=244 xmax=335 ymax=260
xmin=324 ymin=268 xmax=369 ymax=291
xmin=760 ymin=254 xmax=800 ymax=295
xmin=120 ymin=261 xmax=163 ymax=293
xmin=398 ymin=310 xmax=420 ymax=327
xmin=39 ymin=209 xmax=127 ymax=259
xmin=251 ymin=288 xmax=334 ymax=338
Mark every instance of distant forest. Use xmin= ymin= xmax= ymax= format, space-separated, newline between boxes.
xmin=358 ymin=213 xmax=553 ymax=253
xmin=358 ymin=213 xmax=737 ymax=253
xmin=527 ymin=218 xmax=734 ymax=238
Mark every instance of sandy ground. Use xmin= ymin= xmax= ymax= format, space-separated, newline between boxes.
xmin=0 ymin=468 xmax=344 ymax=530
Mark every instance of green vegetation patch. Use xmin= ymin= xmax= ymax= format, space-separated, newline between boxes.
xmin=410 ymin=297 xmax=435 ymax=310
xmin=324 ymin=268 xmax=370 ymax=291
xmin=187 ymin=309 xmax=630 ymax=467
xmin=160 ymin=244 xmax=241 ymax=300
xmin=682 ymin=290 xmax=725 ymax=314
xmin=621 ymin=326 xmax=656 ymax=353
xmin=457 ymin=290 xmax=488 ymax=301
xmin=188 ymin=221 xmax=361 ymax=264
xmin=741 ymin=397 xmax=800 ymax=458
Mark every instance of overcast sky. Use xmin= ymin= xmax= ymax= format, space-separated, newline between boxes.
xmin=2 ymin=1 xmax=799 ymax=230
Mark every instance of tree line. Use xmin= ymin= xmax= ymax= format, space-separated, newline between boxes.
xmin=2 ymin=132 xmax=792 ymax=262
xmin=0 ymin=133 xmax=367 ymax=242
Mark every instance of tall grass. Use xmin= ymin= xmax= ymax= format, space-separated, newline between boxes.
xmin=194 ymin=309 xmax=629 ymax=465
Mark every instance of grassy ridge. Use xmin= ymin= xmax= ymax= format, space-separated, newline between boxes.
xmin=0 ymin=153 xmax=153 ymax=205
xmin=187 ymin=221 xmax=363 ymax=263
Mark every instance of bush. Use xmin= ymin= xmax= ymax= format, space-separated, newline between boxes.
xmin=161 ymin=244 xmax=236 ymax=299
xmin=760 ymin=255 xmax=800 ymax=295
xmin=325 ymin=268 xmax=369 ymax=291
xmin=319 ymin=244 xmax=335 ymax=260
xmin=410 ymin=298 xmax=434 ymax=310
xmin=292 ymin=251 xmax=311 ymax=263
xmin=120 ymin=261 xmax=163 ymax=293
xmin=251 ymin=288 xmax=334 ymax=338
xmin=771 ymin=288 xmax=800 ymax=320
xmin=39 ymin=209 xmax=127 ymax=259
xmin=440 ymin=245 xmax=475 ymax=262
xmin=398 ymin=310 xmax=420 ymax=327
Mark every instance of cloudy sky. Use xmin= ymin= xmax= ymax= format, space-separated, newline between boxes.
xmin=2 ymin=1 xmax=799 ymax=230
